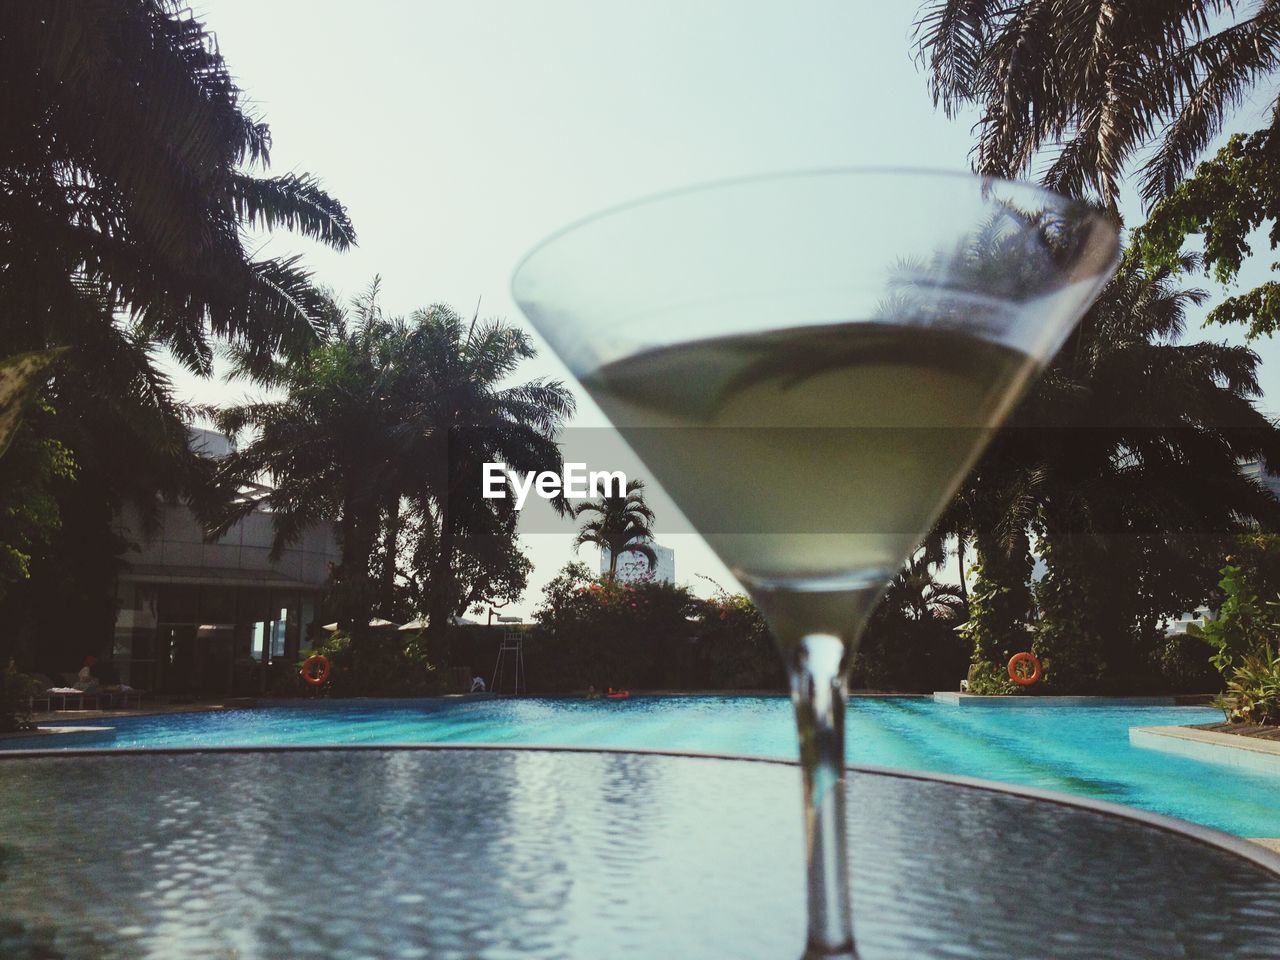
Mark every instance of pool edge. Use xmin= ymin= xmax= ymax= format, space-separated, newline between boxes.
xmin=1 ymin=742 xmax=1276 ymax=877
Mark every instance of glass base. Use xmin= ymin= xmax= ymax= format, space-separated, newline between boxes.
xmin=803 ymin=944 xmax=859 ymax=960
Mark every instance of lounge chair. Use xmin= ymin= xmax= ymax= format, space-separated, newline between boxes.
xmin=19 ymin=674 xmax=50 ymax=714
xmin=100 ymin=686 xmax=142 ymax=709
xmin=46 ymin=687 xmax=89 ymax=710
xmin=47 ymin=673 xmax=101 ymax=709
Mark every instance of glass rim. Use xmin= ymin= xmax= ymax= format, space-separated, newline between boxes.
xmin=511 ymin=166 xmax=1121 ymax=293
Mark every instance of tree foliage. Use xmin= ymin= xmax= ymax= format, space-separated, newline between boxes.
xmin=880 ymin=537 xmax=966 ymax=624
xmin=0 ymin=1 xmax=349 ymax=680
xmin=530 ymin=563 xmax=701 ymax=690
xmin=854 ymin=539 xmax=970 ymax=692
xmin=215 ymin=284 xmax=408 ymax=636
xmin=393 ymin=303 xmax=575 ymax=642
xmin=1194 ymin=562 xmax=1273 ymax=675
xmin=0 ymin=290 xmax=231 ymax=672
xmin=390 ymin=503 xmax=533 ymax=624
xmin=530 ymin=562 xmax=782 ymax=692
xmin=216 ymin=284 xmax=575 ymax=645
xmin=0 ymin=349 xmax=66 ymax=460
xmin=914 ymin=0 xmax=1280 ymax=210
xmin=0 ymin=407 xmax=74 ymax=604
xmin=0 ymin=0 xmax=354 ymax=373
xmin=958 ymin=545 xmax=1035 ymax=669
xmin=948 ymin=253 xmax=1280 ymax=690
xmin=694 ymin=589 xmax=783 ymax=690
xmin=1137 ymin=129 xmax=1280 ymax=338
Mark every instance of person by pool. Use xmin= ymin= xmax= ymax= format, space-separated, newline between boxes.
xmin=75 ymin=655 xmax=99 ymax=693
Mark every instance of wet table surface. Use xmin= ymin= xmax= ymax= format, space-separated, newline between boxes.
xmin=1 ymin=746 xmax=1278 ymax=959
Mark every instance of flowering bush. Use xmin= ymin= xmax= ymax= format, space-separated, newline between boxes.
xmin=530 ymin=563 xmax=783 ymax=691
xmin=530 ymin=563 xmax=697 ymax=690
xmin=692 ymin=592 xmax=784 ymax=689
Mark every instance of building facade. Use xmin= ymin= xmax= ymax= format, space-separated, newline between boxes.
xmin=601 ymin=540 xmax=675 ymax=584
xmin=1241 ymin=458 xmax=1280 ymax=500
xmin=111 ymin=430 xmax=339 ymax=697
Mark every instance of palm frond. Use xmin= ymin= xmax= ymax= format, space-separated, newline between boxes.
xmin=1141 ymin=4 xmax=1280 ymax=203
xmin=229 ymin=173 xmax=356 ymax=249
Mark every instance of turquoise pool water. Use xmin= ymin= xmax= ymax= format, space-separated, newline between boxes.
xmin=6 ymin=696 xmax=1278 ymax=837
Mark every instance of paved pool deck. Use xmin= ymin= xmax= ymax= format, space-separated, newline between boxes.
xmin=17 ymin=699 xmax=250 ymax=726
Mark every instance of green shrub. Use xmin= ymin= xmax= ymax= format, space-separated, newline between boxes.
xmin=529 ymin=563 xmax=784 ymax=692
xmin=966 ymin=659 xmax=1019 ymax=696
xmin=1189 ymin=550 xmax=1280 ymax=723
xmin=1216 ymin=647 xmax=1280 ymax=725
xmin=1154 ymin=631 xmax=1222 ymax=693
xmin=960 ymin=550 xmax=1034 ymax=670
xmin=853 ymin=616 xmax=969 ymax=693
xmin=531 ymin=565 xmax=701 ymax=690
xmin=694 ymin=592 xmax=785 ymax=690
xmin=0 ymin=660 xmax=38 ymax=732
xmin=298 ymin=629 xmax=444 ymax=697
xmin=1191 ymin=564 xmax=1272 ymax=676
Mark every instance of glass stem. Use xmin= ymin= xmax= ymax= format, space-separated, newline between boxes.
xmin=789 ymin=632 xmax=857 ymax=960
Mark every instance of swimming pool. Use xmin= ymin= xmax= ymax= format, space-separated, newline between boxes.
xmin=6 ymin=695 xmax=1278 ymax=837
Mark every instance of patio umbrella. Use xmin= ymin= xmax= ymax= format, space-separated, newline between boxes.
xmin=397 ymin=615 xmax=480 ymax=631
xmin=321 ymin=618 xmax=402 ymax=632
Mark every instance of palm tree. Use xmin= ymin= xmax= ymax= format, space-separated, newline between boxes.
xmin=1 ymin=1 xmax=354 ymax=373
xmin=881 ymin=536 xmax=967 ymax=623
xmin=215 ymin=290 xmax=576 ymax=644
xmin=858 ymin=536 xmax=970 ymax=692
xmin=0 ymin=2 xmax=352 ymax=664
xmin=574 ymin=479 xmax=658 ymax=579
xmin=913 ymin=1 xmax=1280 ymax=210
xmin=397 ymin=304 xmax=575 ymax=642
xmin=951 ymin=253 xmax=1280 ymax=683
xmin=214 ymin=283 xmax=405 ymax=634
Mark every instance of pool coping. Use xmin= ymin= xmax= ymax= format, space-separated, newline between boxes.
xmin=934 ymin=692 xmax=1190 ymax=707
xmin=0 ymin=725 xmax=116 ymax=744
xmin=2 ymin=742 xmax=1277 ymax=878
xmin=1130 ymin=724 xmax=1280 ymax=776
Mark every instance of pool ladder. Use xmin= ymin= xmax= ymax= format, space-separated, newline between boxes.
xmin=490 ymin=622 xmax=526 ymax=696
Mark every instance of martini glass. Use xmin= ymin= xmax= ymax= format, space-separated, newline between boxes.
xmin=511 ymin=170 xmax=1118 ymax=958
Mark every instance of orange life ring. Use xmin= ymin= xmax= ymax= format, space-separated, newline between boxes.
xmin=1007 ymin=652 xmax=1042 ymax=687
xmin=301 ymin=654 xmax=331 ymax=686
xmin=605 ymin=688 xmax=631 ymax=699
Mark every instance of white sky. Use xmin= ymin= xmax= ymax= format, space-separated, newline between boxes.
xmin=175 ymin=1 xmax=1280 ymax=618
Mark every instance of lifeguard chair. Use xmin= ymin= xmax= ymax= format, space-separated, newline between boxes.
xmin=490 ymin=616 xmax=525 ymax=696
